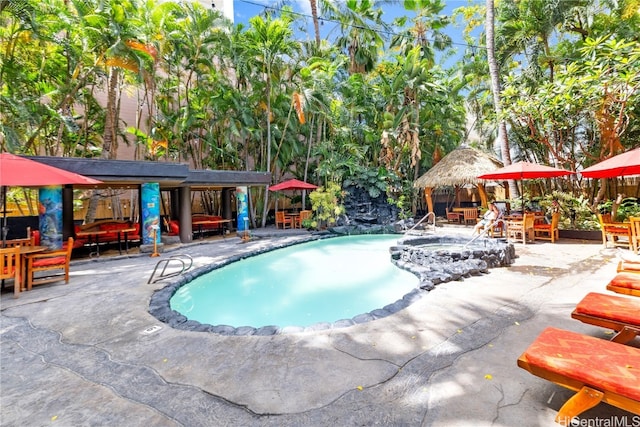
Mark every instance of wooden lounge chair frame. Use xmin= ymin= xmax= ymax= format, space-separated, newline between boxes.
xmin=606 ymin=270 xmax=640 ymax=297
xmin=518 ymin=327 xmax=640 ymax=424
xmin=571 ymin=292 xmax=640 ymax=344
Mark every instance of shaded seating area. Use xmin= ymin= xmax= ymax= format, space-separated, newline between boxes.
xmin=517 ymin=327 xmax=640 ymax=424
xmin=25 ymin=237 xmax=74 ymax=290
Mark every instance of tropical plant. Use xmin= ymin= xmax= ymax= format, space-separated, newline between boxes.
xmin=308 ymin=182 xmax=345 ymax=229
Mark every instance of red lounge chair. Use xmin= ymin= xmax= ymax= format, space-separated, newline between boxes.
xmin=606 ymin=272 xmax=640 ymax=297
xmin=571 ymin=292 xmax=640 ymax=343
xmin=517 ymin=327 xmax=640 ymax=424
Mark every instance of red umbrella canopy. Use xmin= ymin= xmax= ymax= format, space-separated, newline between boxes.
xmin=580 ymin=148 xmax=640 ymax=178
xmin=269 ymin=178 xmax=318 ymax=191
xmin=477 ymin=161 xmax=574 ymax=180
xmin=0 ymin=153 xmax=102 ymax=186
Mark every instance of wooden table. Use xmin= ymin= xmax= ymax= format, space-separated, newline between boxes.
xmin=17 ymin=245 xmax=48 ymax=293
xmin=117 ymin=227 xmax=137 ymax=254
xmin=285 ymin=213 xmax=301 ymax=228
xmin=76 ymin=230 xmax=108 ymax=257
xmin=192 ymin=219 xmax=233 ymax=239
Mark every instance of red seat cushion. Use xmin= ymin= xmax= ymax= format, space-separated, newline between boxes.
xmin=521 ymin=327 xmax=640 ymax=401
xmin=608 ymin=272 xmax=640 ymax=292
xmin=575 ymin=292 xmax=640 ymax=327
xmin=32 ymin=256 xmax=66 ymax=267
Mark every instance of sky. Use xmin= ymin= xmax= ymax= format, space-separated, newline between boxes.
xmin=232 ymin=0 xmax=484 ymax=63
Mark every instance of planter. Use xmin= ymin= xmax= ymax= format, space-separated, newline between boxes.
xmin=559 ymin=229 xmax=601 ymax=241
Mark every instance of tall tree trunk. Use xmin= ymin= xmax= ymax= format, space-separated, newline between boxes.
xmin=309 ymin=0 xmax=321 ymax=47
xmin=260 ymin=71 xmax=272 ymax=228
xmin=486 ymin=0 xmax=518 ymax=198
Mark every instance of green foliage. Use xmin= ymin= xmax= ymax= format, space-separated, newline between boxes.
xmin=540 ymin=191 xmax=599 ymax=231
xmin=308 ymin=182 xmax=345 ymax=229
xmin=598 ymin=198 xmax=640 ymax=222
xmin=342 ymin=166 xmax=392 ymax=199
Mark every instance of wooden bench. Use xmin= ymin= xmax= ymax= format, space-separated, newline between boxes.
xmin=75 ymin=220 xmax=141 ymax=255
xmin=518 ymin=327 xmax=640 ymax=424
xmin=192 ymin=215 xmax=232 ymax=238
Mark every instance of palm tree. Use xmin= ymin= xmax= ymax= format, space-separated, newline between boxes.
xmin=485 ymin=0 xmax=516 ymax=197
xmin=245 ymin=10 xmax=299 ymax=227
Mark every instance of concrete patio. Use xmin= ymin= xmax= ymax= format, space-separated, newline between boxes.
xmin=1 ymin=226 xmax=638 ymax=426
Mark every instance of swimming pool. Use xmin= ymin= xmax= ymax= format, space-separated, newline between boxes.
xmin=169 ymin=234 xmax=418 ymax=330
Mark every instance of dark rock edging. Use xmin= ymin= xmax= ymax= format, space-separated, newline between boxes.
xmin=148 ymin=231 xmax=514 ymax=336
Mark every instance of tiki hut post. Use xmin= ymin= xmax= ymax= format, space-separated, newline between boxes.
xmin=477 ymin=183 xmax=488 ymax=208
xmin=424 ymin=187 xmax=434 ymax=213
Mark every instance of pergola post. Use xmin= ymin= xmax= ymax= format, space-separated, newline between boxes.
xmin=424 ymin=187 xmax=434 ymax=213
xmin=477 ymin=183 xmax=488 ymax=208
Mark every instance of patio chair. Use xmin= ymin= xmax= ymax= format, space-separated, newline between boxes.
xmin=571 ymin=292 xmax=640 ymax=343
xmin=0 ymin=246 xmax=21 ymax=297
xmin=275 ymin=211 xmax=293 ymax=229
xmin=1 ymin=227 xmax=34 ymax=248
xmin=462 ymin=208 xmax=478 ymax=226
xmin=517 ymin=327 xmax=640 ymax=424
xmin=597 ymin=214 xmax=632 ymax=250
xmin=446 ymin=208 xmax=462 ymax=224
xmin=630 ymin=216 xmax=640 ymax=254
xmin=25 ymin=237 xmax=74 ymax=290
xmin=506 ymin=212 xmax=535 ymax=244
xmin=606 ymin=271 xmax=640 ymax=297
xmin=534 ymin=212 xmax=560 ymax=243
xmin=295 ymin=210 xmax=312 ymax=228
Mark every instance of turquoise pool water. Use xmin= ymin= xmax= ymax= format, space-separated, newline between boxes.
xmin=170 ymin=234 xmax=419 ymax=328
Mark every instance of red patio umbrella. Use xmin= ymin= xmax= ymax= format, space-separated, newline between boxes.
xmin=269 ymin=178 xmax=318 ymax=191
xmin=0 ymin=153 xmax=102 ymax=244
xmin=477 ymin=161 xmax=574 ymax=180
xmin=478 ymin=161 xmax=574 ymax=211
xmin=580 ymin=148 xmax=640 ymax=178
xmin=0 ymin=153 xmax=102 ymax=186
xmin=269 ymin=179 xmax=318 ymax=212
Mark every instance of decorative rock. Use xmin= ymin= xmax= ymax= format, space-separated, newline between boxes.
xmin=254 ymin=325 xmax=280 ymax=336
xmin=234 ymin=326 xmax=257 ymax=336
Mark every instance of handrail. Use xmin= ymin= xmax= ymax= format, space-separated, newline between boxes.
xmin=406 ymin=212 xmax=436 ymax=234
xmin=148 ymin=254 xmax=193 ymax=284
xmin=464 ymin=218 xmax=506 ymax=248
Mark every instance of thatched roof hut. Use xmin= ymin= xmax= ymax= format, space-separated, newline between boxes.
xmin=414 ymin=146 xmax=503 ymax=188
xmin=414 ymin=147 xmax=503 ymax=212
